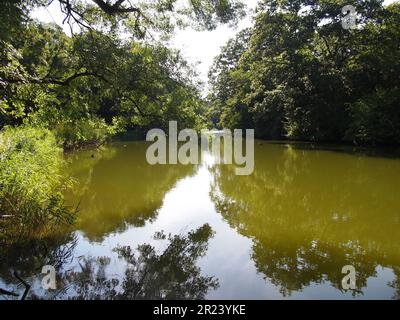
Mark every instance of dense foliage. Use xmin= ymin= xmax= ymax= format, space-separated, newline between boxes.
xmin=1 ymin=0 xmax=246 ymax=140
xmin=208 ymin=0 xmax=400 ymax=144
xmin=0 ymin=21 xmax=206 ymax=144
xmin=0 ymin=126 xmax=74 ymax=242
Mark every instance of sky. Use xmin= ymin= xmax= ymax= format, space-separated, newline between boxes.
xmin=170 ymin=0 xmax=259 ymax=86
xmin=31 ymin=0 xmax=397 ymax=92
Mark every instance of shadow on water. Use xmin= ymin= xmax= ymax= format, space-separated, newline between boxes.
xmin=263 ymin=140 xmax=400 ymax=160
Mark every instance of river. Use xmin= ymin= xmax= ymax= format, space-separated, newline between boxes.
xmin=1 ymin=140 xmax=400 ymax=299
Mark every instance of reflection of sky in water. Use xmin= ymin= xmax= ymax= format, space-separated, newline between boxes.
xmin=72 ymin=165 xmax=265 ymax=299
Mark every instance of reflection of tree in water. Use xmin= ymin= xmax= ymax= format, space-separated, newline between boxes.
xmin=37 ymin=224 xmax=218 ymax=300
xmin=210 ymin=143 xmax=400 ymax=297
xmin=65 ymin=142 xmax=197 ymax=241
xmin=251 ymin=239 xmax=375 ymax=297
xmin=388 ymin=267 xmax=400 ymax=300
xmin=0 ymin=234 xmax=77 ymax=280
xmin=0 ymin=232 xmax=78 ymax=299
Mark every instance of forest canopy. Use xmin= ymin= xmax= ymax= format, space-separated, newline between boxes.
xmin=0 ymin=0 xmax=246 ymax=137
xmin=208 ymin=0 xmax=400 ymax=145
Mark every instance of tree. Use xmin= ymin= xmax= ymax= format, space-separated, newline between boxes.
xmin=207 ymin=28 xmax=251 ymax=129
xmin=1 ymin=0 xmax=245 ymax=135
xmin=208 ymin=0 xmax=400 ymax=144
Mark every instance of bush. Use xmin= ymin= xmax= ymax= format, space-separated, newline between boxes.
xmin=28 ymin=106 xmax=124 ymax=150
xmin=0 ymin=125 xmax=75 ymax=242
xmin=53 ymin=117 xmax=113 ymax=150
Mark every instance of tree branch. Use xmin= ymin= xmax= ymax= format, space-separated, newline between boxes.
xmin=91 ymin=0 xmax=141 ymax=15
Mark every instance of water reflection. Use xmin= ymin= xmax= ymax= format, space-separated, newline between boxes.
xmin=2 ymin=141 xmax=400 ymax=299
xmin=0 ymin=233 xmax=77 ymax=299
xmin=50 ymin=224 xmax=218 ymax=300
xmin=210 ymin=143 xmax=400 ymax=297
xmin=65 ymin=141 xmax=196 ymax=240
xmin=0 ymin=225 xmax=218 ymax=300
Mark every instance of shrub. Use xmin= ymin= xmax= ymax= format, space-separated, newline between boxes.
xmin=28 ymin=107 xmax=124 ymax=150
xmin=0 ymin=125 xmax=75 ymax=242
xmin=53 ymin=117 xmax=111 ymax=150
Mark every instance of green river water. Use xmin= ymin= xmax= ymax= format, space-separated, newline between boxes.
xmin=1 ymin=140 xmax=400 ymax=299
